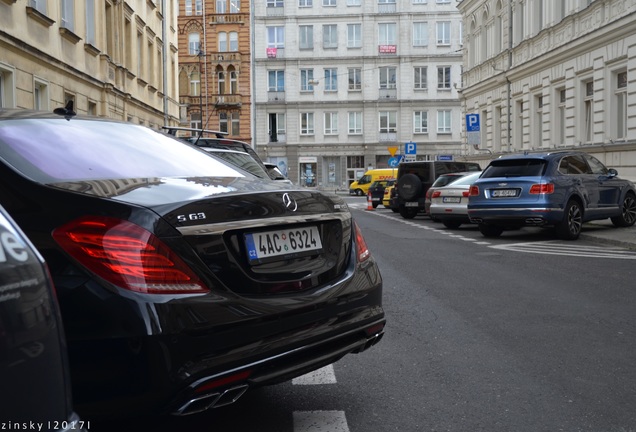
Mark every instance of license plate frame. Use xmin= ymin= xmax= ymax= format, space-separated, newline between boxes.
xmin=491 ymin=189 xmax=518 ymax=198
xmin=244 ymin=226 xmax=323 ymax=263
xmin=405 ymin=202 xmax=419 ymax=207
xmin=442 ymin=197 xmax=461 ymax=203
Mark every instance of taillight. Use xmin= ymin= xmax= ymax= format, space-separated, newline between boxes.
xmin=353 ymin=221 xmax=371 ymax=263
xmin=52 ymin=216 xmax=208 ymax=294
xmin=431 ymin=191 xmax=441 ymax=198
xmin=462 ymin=191 xmax=470 ymax=197
xmin=469 ymin=185 xmax=479 ymax=196
xmin=529 ymin=183 xmax=555 ymax=194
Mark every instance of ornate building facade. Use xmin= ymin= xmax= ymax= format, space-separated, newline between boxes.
xmin=458 ymin=0 xmax=636 ymax=179
xmin=176 ymin=0 xmax=252 ymax=144
xmin=0 ymin=0 xmax=180 ymax=127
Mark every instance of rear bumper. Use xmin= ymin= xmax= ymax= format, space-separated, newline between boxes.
xmin=468 ymin=207 xmax=563 ymax=225
xmin=66 ymin=262 xmax=384 ymax=418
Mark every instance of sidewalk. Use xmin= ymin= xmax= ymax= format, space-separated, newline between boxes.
xmin=580 ymin=219 xmax=636 ymax=250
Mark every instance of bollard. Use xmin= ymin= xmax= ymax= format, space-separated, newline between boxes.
xmin=366 ymin=192 xmax=374 ymax=211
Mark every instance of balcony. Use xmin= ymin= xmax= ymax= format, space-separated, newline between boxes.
xmin=266 ymin=47 xmax=285 ymax=59
xmin=268 ymin=91 xmax=285 ymax=102
xmin=266 ymin=6 xmax=284 ymax=16
xmin=214 ymin=94 xmax=242 ymax=107
xmin=379 ymin=88 xmax=397 ymax=100
xmin=211 ymin=52 xmax=242 ymax=64
xmin=208 ymin=13 xmax=246 ymax=25
xmin=379 ymin=132 xmax=397 ymax=142
xmin=377 ymin=3 xmax=396 ymax=13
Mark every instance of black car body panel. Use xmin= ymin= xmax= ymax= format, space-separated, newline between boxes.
xmin=0 ymin=110 xmax=385 ymax=417
xmin=0 ymin=205 xmax=86 ymax=431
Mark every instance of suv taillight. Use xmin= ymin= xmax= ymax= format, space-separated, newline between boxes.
xmin=53 ymin=216 xmax=208 ymax=294
xmin=469 ymin=185 xmax=479 ymax=196
xmin=529 ymin=183 xmax=555 ymax=194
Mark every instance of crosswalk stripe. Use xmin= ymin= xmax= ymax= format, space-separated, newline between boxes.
xmin=293 ymin=411 xmax=349 ymax=432
xmin=292 ymin=365 xmax=337 ymax=385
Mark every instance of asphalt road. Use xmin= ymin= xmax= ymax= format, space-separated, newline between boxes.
xmin=91 ymin=199 xmax=636 ymax=432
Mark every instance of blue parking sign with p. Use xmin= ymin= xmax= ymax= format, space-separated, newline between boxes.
xmin=405 ymin=142 xmax=416 ymax=155
xmin=466 ymin=114 xmax=480 ymax=132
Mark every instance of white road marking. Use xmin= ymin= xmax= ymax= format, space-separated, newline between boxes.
xmin=293 ymin=411 xmax=350 ymax=432
xmin=292 ymin=364 xmax=337 ymax=385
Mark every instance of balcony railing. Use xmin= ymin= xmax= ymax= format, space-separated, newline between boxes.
xmin=214 ymin=94 xmax=242 ymax=107
xmin=208 ymin=13 xmax=246 ymax=25
xmin=266 ymin=6 xmax=284 ymax=16
xmin=379 ymin=88 xmax=397 ymax=99
xmin=268 ymin=91 xmax=285 ymax=102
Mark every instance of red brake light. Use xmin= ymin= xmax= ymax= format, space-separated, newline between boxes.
xmin=462 ymin=191 xmax=470 ymax=197
xmin=431 ymin=191 xmax=441 ymax=198
xmin=529 ymin=183 xmax=555 ymax=194
xmin=52 ymin=216 xmax=208 ymax=294
xmin=353 ymin=221 xmax=371 ymax=263
xmin=469 ymin=185 xmax=479 ymax=196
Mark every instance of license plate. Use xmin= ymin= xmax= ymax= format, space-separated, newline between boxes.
xmin=245 ymin=226 xmax=322 ymax=262
xmin=405 ymin=202 xmax=419 ymax=207
xmin=492 ymin=189 xmax=518 ymax=197
xmin=371 ymin=197 xmax=380 ymax=201
xmin=442 ymin=197 xmax=461 ymax=203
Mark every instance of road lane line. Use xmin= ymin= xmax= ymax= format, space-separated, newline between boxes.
xmin=292 ymin=364 xmax=337 ymax=385
xmin=293 ymin=411 xmax=349 ymax=432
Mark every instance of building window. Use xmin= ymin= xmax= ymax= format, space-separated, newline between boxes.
xmin=615 ymin=71 xmax=627 ymax=140
xmin=323 ymin=0 xmax=336 ymax=5
xmin=299 ymin=0 xmax=313 ymax=7
xmin=323 ymin=24 xmax=338 ymax=49
xmin=556 ymin=88 xmax=566 ymax=145
xmin=31 ymin=0 xmax=47 ymax=14
xmin=414 ymin=111 xmax=428 ymax=133
xmin=347 ymin=24 xmax=362 ymax=48
xmin=347 ymin=0 xmax=361 ymax=5
xmin=217 ymin=70 xmax=226 ymax=94
xmin=34 ymin=79 xmax=49 ymax=111
xmin=229 ymin=32 xmax=238 ymax=51
xmin=348 ymin=111 xmax=362 ymax=134
xmin=219 ymin=112 xmax=228 ymax=133
xmin=230 ymin=0 xmax=240 ymax=13
xmin=301 ymin=112 xmax=315 ymax=135
xmin=219 ymin=32 xmax=227 ymax=52
xmin=414 ymin=66 xmax=427 ymax=89
xmin=379 ymin=111 xmax=397 ymax=133
xmin=195 ymin=0 xmax=203 ymax=14
xmin=413 ymin=0 xmax=426 ymax=3
xmin=324 ymin=112 xmax=338 ymax=134
xmin=267 ymin=0 xmax=284 ymax=6
xmin=300 ymin=69 xmax=315 ymax=91
xmin=299 ymin=25 xmax=314 ymax=49
xmin=348 ymin=68 xmax=361 ymax=91
xmin=268 ymin=70 xmax=284 ymax=92
xmin=231 ymin=112 xmax=240 ymax=136
xmin=190 ymin=70 xmax=200 ymax=96
xmin=61 ymin=0 xmax=75 ymax=31
xmin=189 ymin=33 xmax=200 ymax=55
xmin=267 ymin=26 xmax=285 ymax=48
xmin=379 ymin=67 xmax=396 ymax=89
xmin=413 ymin=22 xmax=428 ymax=47
xmin=324 ymin=68 xmax=338 ymax=91
xmin=185 ymin=0 xmax=193 ymax=15
xmin=534 ymin=95 xmax=543 ymax=147
xmin=230 ymin=70 xmax=238 ymax=94
xmin=437 ymin=110 xmax=451 ymax=133
xmin=437 ymin=66 xmax=451 ymax=89
xmin=533 ymin=0 xmax=544 ymax=35
xmin=436 ymin=21 xmax=451 ymax=45
xmin=583 ymin=80 xmax=593 ymax=143
xmin=85 ymin=0 xmax=95 ymax=45
xmin=269 ymin=113 xmax=286 ymax=142
xmin=379 ymin=23 xmax=397 ymax=45
xmin=216 ymin=0 xmax=226 ymax=13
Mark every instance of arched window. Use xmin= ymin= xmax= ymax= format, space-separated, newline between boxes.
xmin=218 ymin=32 xmax=227 ymax=52
xmin=229 ymin=32 xmax=238 ymax=52
xmin=217 ymin=66 xmax=225 ymax=94
xmin=481 ymin=10 xmax=488 ymax=61
xmin=228 ymin=66 xmax=238 ymax=94
xmin=188 ymin=33 xmax=200 ymax=55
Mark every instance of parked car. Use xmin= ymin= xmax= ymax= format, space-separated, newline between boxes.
xmin=424 ymin=172 xmax=474 ymax=221
xmin=264 ymin=162 xmax=293 ymax=185
xmin=368 ymin=179 xmax=395 ymax=209
xmin=429 ymin=171 xmax=483 ymax=229
xmin=396 ymin=161 xmax=482 ymax=219
xmin=382 ymin=184 xmax=398 ymax=212
xmin=467 ymin=151 xmax=636 ymax=239
xmin=0 ymin=204 xmax=87 ymax=431
xmin=0 ymin=108 xmax=385 ymax=418
xmin=203 ymin=147 xmax=271 ymax=180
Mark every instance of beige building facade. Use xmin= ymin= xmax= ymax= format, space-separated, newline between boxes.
xmin=0 ymin=0 xmax=180 ymax=127
xmin=458 ymin=0 xmax=636 ymax=180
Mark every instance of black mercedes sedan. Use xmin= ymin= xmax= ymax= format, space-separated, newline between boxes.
xmin=0 ymin=109 xmax=385 ymax=418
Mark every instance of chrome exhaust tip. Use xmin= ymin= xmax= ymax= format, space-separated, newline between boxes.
xmin=172 ymin=384 xmax=250 ymax=416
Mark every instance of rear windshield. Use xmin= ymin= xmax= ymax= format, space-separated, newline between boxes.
xmin=0 ymin=119 xmax=242 ymax=183
xmin=481 ymin=159 xmax=547 ymax=178
xmin=431 ymin=174 xmax=463 ymax=188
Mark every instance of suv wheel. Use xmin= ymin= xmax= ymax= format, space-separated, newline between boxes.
xmin=555 ymin=199 xmax=582 ymax=240
xmin=610 ymin=192 xmax=636 ymax=227
xmin=399 ymin=206 xmax=418 ymax=219
xmin=397 ymin=174 xmax=422 ymax=200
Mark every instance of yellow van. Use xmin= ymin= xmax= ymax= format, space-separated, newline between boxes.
xmin=349 ymin=168 xmax=397 ymax=196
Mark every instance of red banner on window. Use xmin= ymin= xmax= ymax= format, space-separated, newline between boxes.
xmin=266 ymin=47 xmax=277 ymax=58
xmin=379 ymin=45 xmax=396 ymax=54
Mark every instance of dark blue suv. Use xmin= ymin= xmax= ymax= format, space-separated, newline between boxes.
xmin=467 ymin=151 xmax=636 ymax=240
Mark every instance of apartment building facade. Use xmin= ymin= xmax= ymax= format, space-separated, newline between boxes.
xmin=0 ymin=0 xmax=180 ymax=127
xmin=253 ymin=0 xmax=465 ymax=188
xmin=176 ymin=0 xmax=252 ymax=142
xmin=458 ymin=0 xmax=636 ymax=179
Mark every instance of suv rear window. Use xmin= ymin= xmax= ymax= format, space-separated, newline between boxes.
xmin=481 ymin=159 xmax=547 ymax=178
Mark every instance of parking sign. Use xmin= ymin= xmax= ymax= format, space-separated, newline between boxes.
xmin=466 ymin=114 xmax=480 ymax=132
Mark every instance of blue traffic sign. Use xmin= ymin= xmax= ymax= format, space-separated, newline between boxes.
xmin=438 ymin=155 xmax=453 ymax=161
xmin=405 ymin=142 xmax=417 ymax=155
xmin=388 ymin=156 xmax=403 ymax=167
xmin=466 ymin=114 xmax=480 ymax=132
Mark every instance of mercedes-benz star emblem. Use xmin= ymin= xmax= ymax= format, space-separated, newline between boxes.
xmin=282 ymin=193 xmax=298 ymax=211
